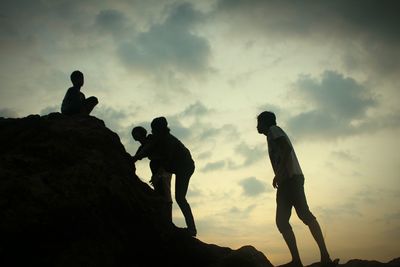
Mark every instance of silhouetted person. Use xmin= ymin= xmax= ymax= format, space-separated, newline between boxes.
xmin=61 ymin=70 xmax=98 ymax=115
xmin=132 ymin=117 xmax=197 ymax=236
xmin=257 ymin=111 xmax=337 ymax=267
xmin=131 ymin=126 xmax=173 ymax=223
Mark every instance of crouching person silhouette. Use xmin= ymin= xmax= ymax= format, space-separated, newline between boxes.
xmin=61 ymin=70 xmax=98 ymax=115
xmin=131 ymin=126 xmax=173 ymax=223
xmin=257 ymin=111 xmax=337 ymax=267
xmin=132 ymin=117 xmax=197 ymax=236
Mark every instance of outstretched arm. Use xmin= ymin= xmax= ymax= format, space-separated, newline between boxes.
xmin=132 ymin=139 xmax=156 ymax=162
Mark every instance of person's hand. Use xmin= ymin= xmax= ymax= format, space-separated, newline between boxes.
xmin=272 ymin=176 xmax=279 ymax=189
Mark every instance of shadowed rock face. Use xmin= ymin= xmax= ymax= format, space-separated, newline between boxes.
xmin=0 ymin=113 xmax=272 ymax=267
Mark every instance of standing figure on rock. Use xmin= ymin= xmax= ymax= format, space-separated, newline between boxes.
xmin=131 ymin=126 xmax=173 ymax=223
xmin=132 ymin=117 xmax=197 ymax=236
xmin=257 ymin=111 xmax=338 ymax=267
xmin=61 ymin=70 xmax=98 ymax=115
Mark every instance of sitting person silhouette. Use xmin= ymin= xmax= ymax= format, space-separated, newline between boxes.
xmin=131 ymin=126 xmax=173 ymax=223
xmin=132 ymin=117 xmax=197 ymax=236
xmin=61 ymin=70 xmax=98 ymax=115
xmin=257 ymin=111 xmax=337 ymax=267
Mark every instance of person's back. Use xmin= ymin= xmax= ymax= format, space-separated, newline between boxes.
xmin=266 ymin=125 xmax=303 ymax=182
xmin=61 ymin=86 xmax=84 ymax=115
xmin=160 ymin=133 xmax=193 ymax=173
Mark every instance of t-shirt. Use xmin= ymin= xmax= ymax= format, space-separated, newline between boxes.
xmin=266 ymin=125 xmax=303 ymax=180
xmin=61 ymin=87 xmax=85 ymax=115
xmin=159 ymin=133 xmax=193 ymax=173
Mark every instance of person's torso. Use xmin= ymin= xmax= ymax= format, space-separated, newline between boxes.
xmin=158 ymin=134 xmax=193 ymax=173
xmin=266 ymin=125 xmax=303 ymax=179
xmin=61 ymin=87 xmax=84 ymax=114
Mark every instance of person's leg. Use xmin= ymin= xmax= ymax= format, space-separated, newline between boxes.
xmin=293 ymin=177 xmax=331 ymax=264
xmin=82 ymin=96 xmax=98 ymax=115
xmin=175 ymin=164 xmax=196 ymax=236
xmin=276 ymin=184 xmax=302 ymax=266
xmin=308 ymin=219 xmax=331 ymax=263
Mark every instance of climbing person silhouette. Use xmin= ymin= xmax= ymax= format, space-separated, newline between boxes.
xmin=257 ymin=111 xmax=337 ymax=267
xmin=132 ymin=117 xmax=197 ymax=236
xmin=61 ymin=70 xmax=98 ymax=115
xmin=131 ymin=126 xmax=173 ymax=223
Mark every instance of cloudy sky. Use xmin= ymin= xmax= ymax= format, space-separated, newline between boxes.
xmin=1 ymin=0 xmax=399 ymax=264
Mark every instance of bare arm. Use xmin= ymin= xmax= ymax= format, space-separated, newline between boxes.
xmin=132 ymin=139 xmax=156 ymax=162
xmin=272 ymin=136 xmax=292 ymax=188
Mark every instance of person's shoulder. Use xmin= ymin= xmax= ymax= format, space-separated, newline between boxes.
xmin=66 ymin=86 xmax=79 ymax=94
xmin=268 ymin=125 xmax=286 ymax=139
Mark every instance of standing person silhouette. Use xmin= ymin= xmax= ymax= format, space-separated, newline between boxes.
xmin=257 ymin=111 xmax=337 ymax=267
xmin=132 ymin=117 xmax=197 ymax=236
xmin=61 ymin=70 xmax=98 ymax=115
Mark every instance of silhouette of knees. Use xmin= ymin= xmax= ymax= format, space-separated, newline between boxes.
xmin=276 ymin=218 xmax=292 ymax=233
xmin=83 ymin=96 xmax=98 ymax=115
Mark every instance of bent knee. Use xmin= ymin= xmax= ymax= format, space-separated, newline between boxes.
xmin=276 ymin=218 xmax=291 ymax=233
xmin=298 ymin=211 xmax=316 ymax=226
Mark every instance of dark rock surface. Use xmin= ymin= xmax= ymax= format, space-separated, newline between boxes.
xmin=1 ymin=113 xmax=398 ymax=267
xmin=0 ymin=113 xmax=272 ymax=267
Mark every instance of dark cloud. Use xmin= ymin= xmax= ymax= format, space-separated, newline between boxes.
xmin=229 ymin=204 xmax=257 ymax=216
xmin=228 ymin=142 xmax=265 ymax=169
xmin=0 ymin=108 xmax=18 ymax=118
xmin=239 ymin=177 xmax=270 ymax=197
xmin=95 ymin=9 xmax=130 ymax=37
xmin=118 ymin=3 xmax=211 ymax=75
xmin=217 ymin=0 xmax=400 ymax=43
xmin=91 ymin=105 xmax=134 ymax=142
xmin=180 ymin=101 xmax=211 ymax=117
xmin=287 ymin=70 xmax=377 ymax=140
xmin=167 ymin=101 xmax=239 ymax=143
xmin=216 ymin=0 xmax=400 ymax=77
xmin=201 ymin=160 xmax=226 ymax=173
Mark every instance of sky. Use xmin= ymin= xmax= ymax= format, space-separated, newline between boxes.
xmin=1 ymin=0 xmax=400 ymax=264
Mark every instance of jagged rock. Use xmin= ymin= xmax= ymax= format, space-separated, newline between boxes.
xmin=0 ymin=113 xmax=272 ymax=267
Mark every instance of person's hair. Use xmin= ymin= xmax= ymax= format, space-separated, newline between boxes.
xmin=257 ymin=111 xmax=276 ymax=127
xmin=70 ymin=70 xmax=83 ymax=85
xmin=131 ymin=126 xmax=147 ymax=139
xmin=151 ymin=116 xmax=170 ymax=135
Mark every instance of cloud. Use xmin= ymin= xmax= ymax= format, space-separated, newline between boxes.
xmin=118 ymin=3 xmax=211 ymax=75
xmin=0 ymin=108 xmax=18 ymax=118
xmin=201 ymin=160 xmax=225 ymax=173
xmin=331 ymin=150 xmax=359 ymax=162
xmin=40 ymin=105 xmax=59 ymax=115
xmin=179 ymin=101 xmax=211 ymax=118
xmin=287 ymin=70 xmax=377 ymax=140
xmin=95 ymin=9 xmax=131 ymax=37
xmin=239 ymin=177 xmax=270 ymax=197
xmin=91 ymin=105 xmax=135 ymax=144
xmin=216 ymin=0 xmax=400 ymax=77
xmin=228 ymin=142 xmax=265 ymax=169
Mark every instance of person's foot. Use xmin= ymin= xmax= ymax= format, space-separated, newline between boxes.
xmin=186 ymin=227 xmax=197 ymax=237
xmin=320 ymin=258 xmax=339 ymax=267
xmin=278 ymin=260 xmax=303 ymax=267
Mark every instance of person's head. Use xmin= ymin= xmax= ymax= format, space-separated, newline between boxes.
xmin=70 ymin=70 xmax=84 ymax=87
xmin=257 ymin=111 xmax=276 ymax=134
xmin=151 ymin=116 xmax=170 ymax=136
xmin=131 ymin=126 xmax=147 ymax=144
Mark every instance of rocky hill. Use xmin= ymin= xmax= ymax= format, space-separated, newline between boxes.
xmin=0 ymin=113 xmax=398 ymax=267
xmin=0 ymin=113 xmax=271 ymax=267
